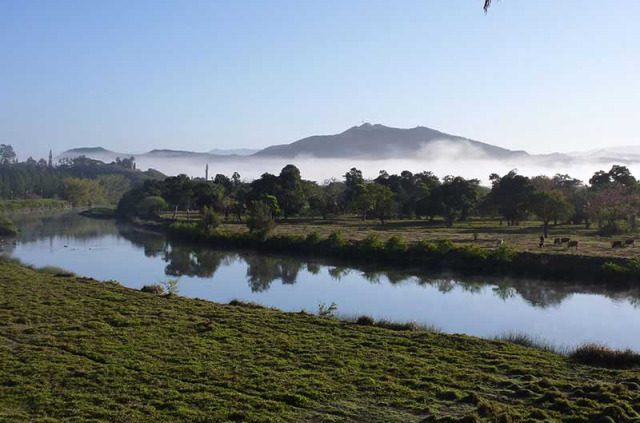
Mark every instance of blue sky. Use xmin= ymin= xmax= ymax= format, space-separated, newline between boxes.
xmin=2 ymin=0 xmax=639 ymax=159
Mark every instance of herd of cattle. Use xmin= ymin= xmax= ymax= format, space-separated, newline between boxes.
xmin=494 ymin=237 xmax=637 ymax=251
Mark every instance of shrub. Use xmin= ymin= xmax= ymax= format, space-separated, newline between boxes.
xmin=326 ymin=231 xmax=347 ymax=249
xmin=141 ymin=284 xmax=165 ymax=295
xmin=228 ymin=299 xmax=264 ymax=308
xmin=385 ymin=235 xmax=407 ymax=252
xmin=358 ymin=233 xmax=383 ymax=253
xmin=200 ymin=206 xmax=221 ymax=233
xmin=246 ymin=200 xmax=276 ymax=240
xmin=375 ymin=319 xmax=419 ymax=331
xmin=488 ymin=244 xmax=518 ymax=263
xmin=599 ymin=221 xmax=629 ymax=236
xmin=355 ymin=315 xmax=375 ymax=326
xmin=161 ymin=278 xmax=180 ymax=295
xmin=317 ymin=302 xmax=337 ymax=318
xmin=571 ymin=343 xmax=640 ymax=368
xmin=305 ymin=231 xmax=322 ymax=245
xmin=0 ymin=215 xmax=17 ymax=236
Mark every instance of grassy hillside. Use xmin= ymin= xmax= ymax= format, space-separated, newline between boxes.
xmin=1 ymin=261 xmax=639 ymax=422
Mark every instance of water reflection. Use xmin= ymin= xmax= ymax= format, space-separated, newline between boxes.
xmin=7 ymin=211 xmax=640 ymax=351
xmin=104 ymin=223 xmax=640 ymax=310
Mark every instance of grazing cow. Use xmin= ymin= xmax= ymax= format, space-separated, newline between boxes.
xmin=496 ymin=239 xmax=504 ymax=247
xmin=567 ymin=240 xmax=579 ymax=251
xmin=561 ymin=237 xmax=571 ymax=244
xmin=553 ymin=238 xmax=562 ymax=246
xmin=612 ymin=240 xmax=624 ymax=249
xmin=625 ymin=239 xmax=636 ymax=247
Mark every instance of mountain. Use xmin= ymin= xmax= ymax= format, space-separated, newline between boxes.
xmin=253 ymin=123 xmax=529 ymax=159
xmin=209 ymin=148 xmax=259 ymax=156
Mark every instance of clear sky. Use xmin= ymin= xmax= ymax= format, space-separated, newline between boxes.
xmin=2 ymin=0 xmax=639 ymax=160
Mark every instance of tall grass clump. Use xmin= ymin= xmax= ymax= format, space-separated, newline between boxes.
xmin=140 ymin=284 xmax=165 ymax=295
xmin=570 ymin=343 xmax=640 ymax=368
xmin=494 ymin=332 xmax=562 ymax=354
xmin=38 ymin=266 xmax=75 ymax=277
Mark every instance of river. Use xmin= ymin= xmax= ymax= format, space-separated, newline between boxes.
xmin=5 ymin=211 xmax=640 ymax=351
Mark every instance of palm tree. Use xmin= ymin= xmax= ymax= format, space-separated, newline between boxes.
xmin=484 ymin=0 xmax=492 ymax=12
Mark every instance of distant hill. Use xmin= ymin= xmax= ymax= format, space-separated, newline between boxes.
xmin=253 ymin=123 xmax=529 ymax=159
xmin=209 ymin=148 xmax=259 ymax=156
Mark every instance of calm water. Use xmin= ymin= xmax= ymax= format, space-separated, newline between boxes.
xmin=5 ymin=211 xmax=640 ymax=351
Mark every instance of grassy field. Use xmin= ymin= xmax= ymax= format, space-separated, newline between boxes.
xmin=1 ymin=260 xmax=640 ymax=422
xmin=163 ymin=213 xmax=640 ymax=260
xmin=0 ymin=199 xmax=71 ymax=214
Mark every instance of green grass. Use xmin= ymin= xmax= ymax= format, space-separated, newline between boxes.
xmin=0 ymin=199 xmax=70 ymax=213
xmin=1 ymin=261 xmax=640 ymax=422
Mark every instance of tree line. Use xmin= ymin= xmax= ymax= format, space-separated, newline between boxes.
xmin=117 ymin=162 xmax=640 ymax=236
xmin=0 ymin=144 xmax=165 ymax=206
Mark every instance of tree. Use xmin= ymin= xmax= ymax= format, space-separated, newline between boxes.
xmin=0 ymin=144 xmax=16 ymax=165
xmin=489 ymin=170 xmax=534 ymax=226
xmin=137 ymin=196 xmax=167 ymax=219
xmin=63 ymin=177 xmax=105 ymax=207
xmin=588 ymin=185 xmax=634 ymax=232
xmin=530 ymin=191 xmax=573 ymax=238
xmin=277 ymin=164 xmax=305 ymax=219
xmin=367 ymin=183 xmax=396 ymax=224
xmin=162 ymin=174 xmax=194 ymax=216
xmin=97 ymin=174 xmax=130 ymax=204
xmin=201 ymin=205 xmax=221 ymax=232
xmin=435 ymin=176 xmax=479 ymax=227
xmin=247 ymin=199 xmax=277 ymax=240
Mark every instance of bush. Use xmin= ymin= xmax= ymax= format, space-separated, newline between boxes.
xmin=317 ymin=302 xmax=337 ymax=318
xmin=571 ymin=343 xmax=640 ymax=368
xmin=355 ymin=315 xmax=375 ymax=326
xmin=488 ymin=244 xmax=518 ymax=263
xmin=599 ymin=221 xmax=629 ymax=236
xmin=200 ymin=206 xmax=221 ymax=233
xmin=161 ymin=278 xmax=180 ymax=295
xmin=305 ymin=231 xmax=322 ymax=245
xmin=374 ymin=319 xmax=419 ymax=331
xmin=141 ymin=284 xmax=166 ymax=295
xmin=326 ymin=231 xmax=347 ymax=249
xmin=358 ymin=233 xmax=384 ymax=253
xmin=0 ymin=215 xmax=17 ymax=236
xmin=385 ymin=235 xmax=407 ymax=252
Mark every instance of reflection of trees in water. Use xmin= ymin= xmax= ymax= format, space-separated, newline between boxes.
xmin=21 ymin=212 xmax=640 ymax=310
xmin=12 ymin=212 xmax=119 ymax=243
xmin=242 ymin=255 xmax=304 ymax=292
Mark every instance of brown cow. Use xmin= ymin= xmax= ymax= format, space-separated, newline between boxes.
xmin=625 ymin=239 xmax=635 ymax=247
xmin=561 ymin=237 xmax=571 ymax=244
xmin=567 ymin=240 xmax=579 ymax=251
xmin=612 ymin=241 xmax=623 ymax=249
xmin=553 ymin=238 xmax=562 ymax=246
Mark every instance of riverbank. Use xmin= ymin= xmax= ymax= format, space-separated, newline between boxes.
xmin=162 ymin=220 xmax=638 ymax=282
xmin=0 ymin=199 xmax=70 ymax=214
xmin=1 ymin=260 xmax=639 ymax=422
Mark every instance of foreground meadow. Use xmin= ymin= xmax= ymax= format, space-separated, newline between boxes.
xmin=1 ymin=261 xmax=639 ymax=422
